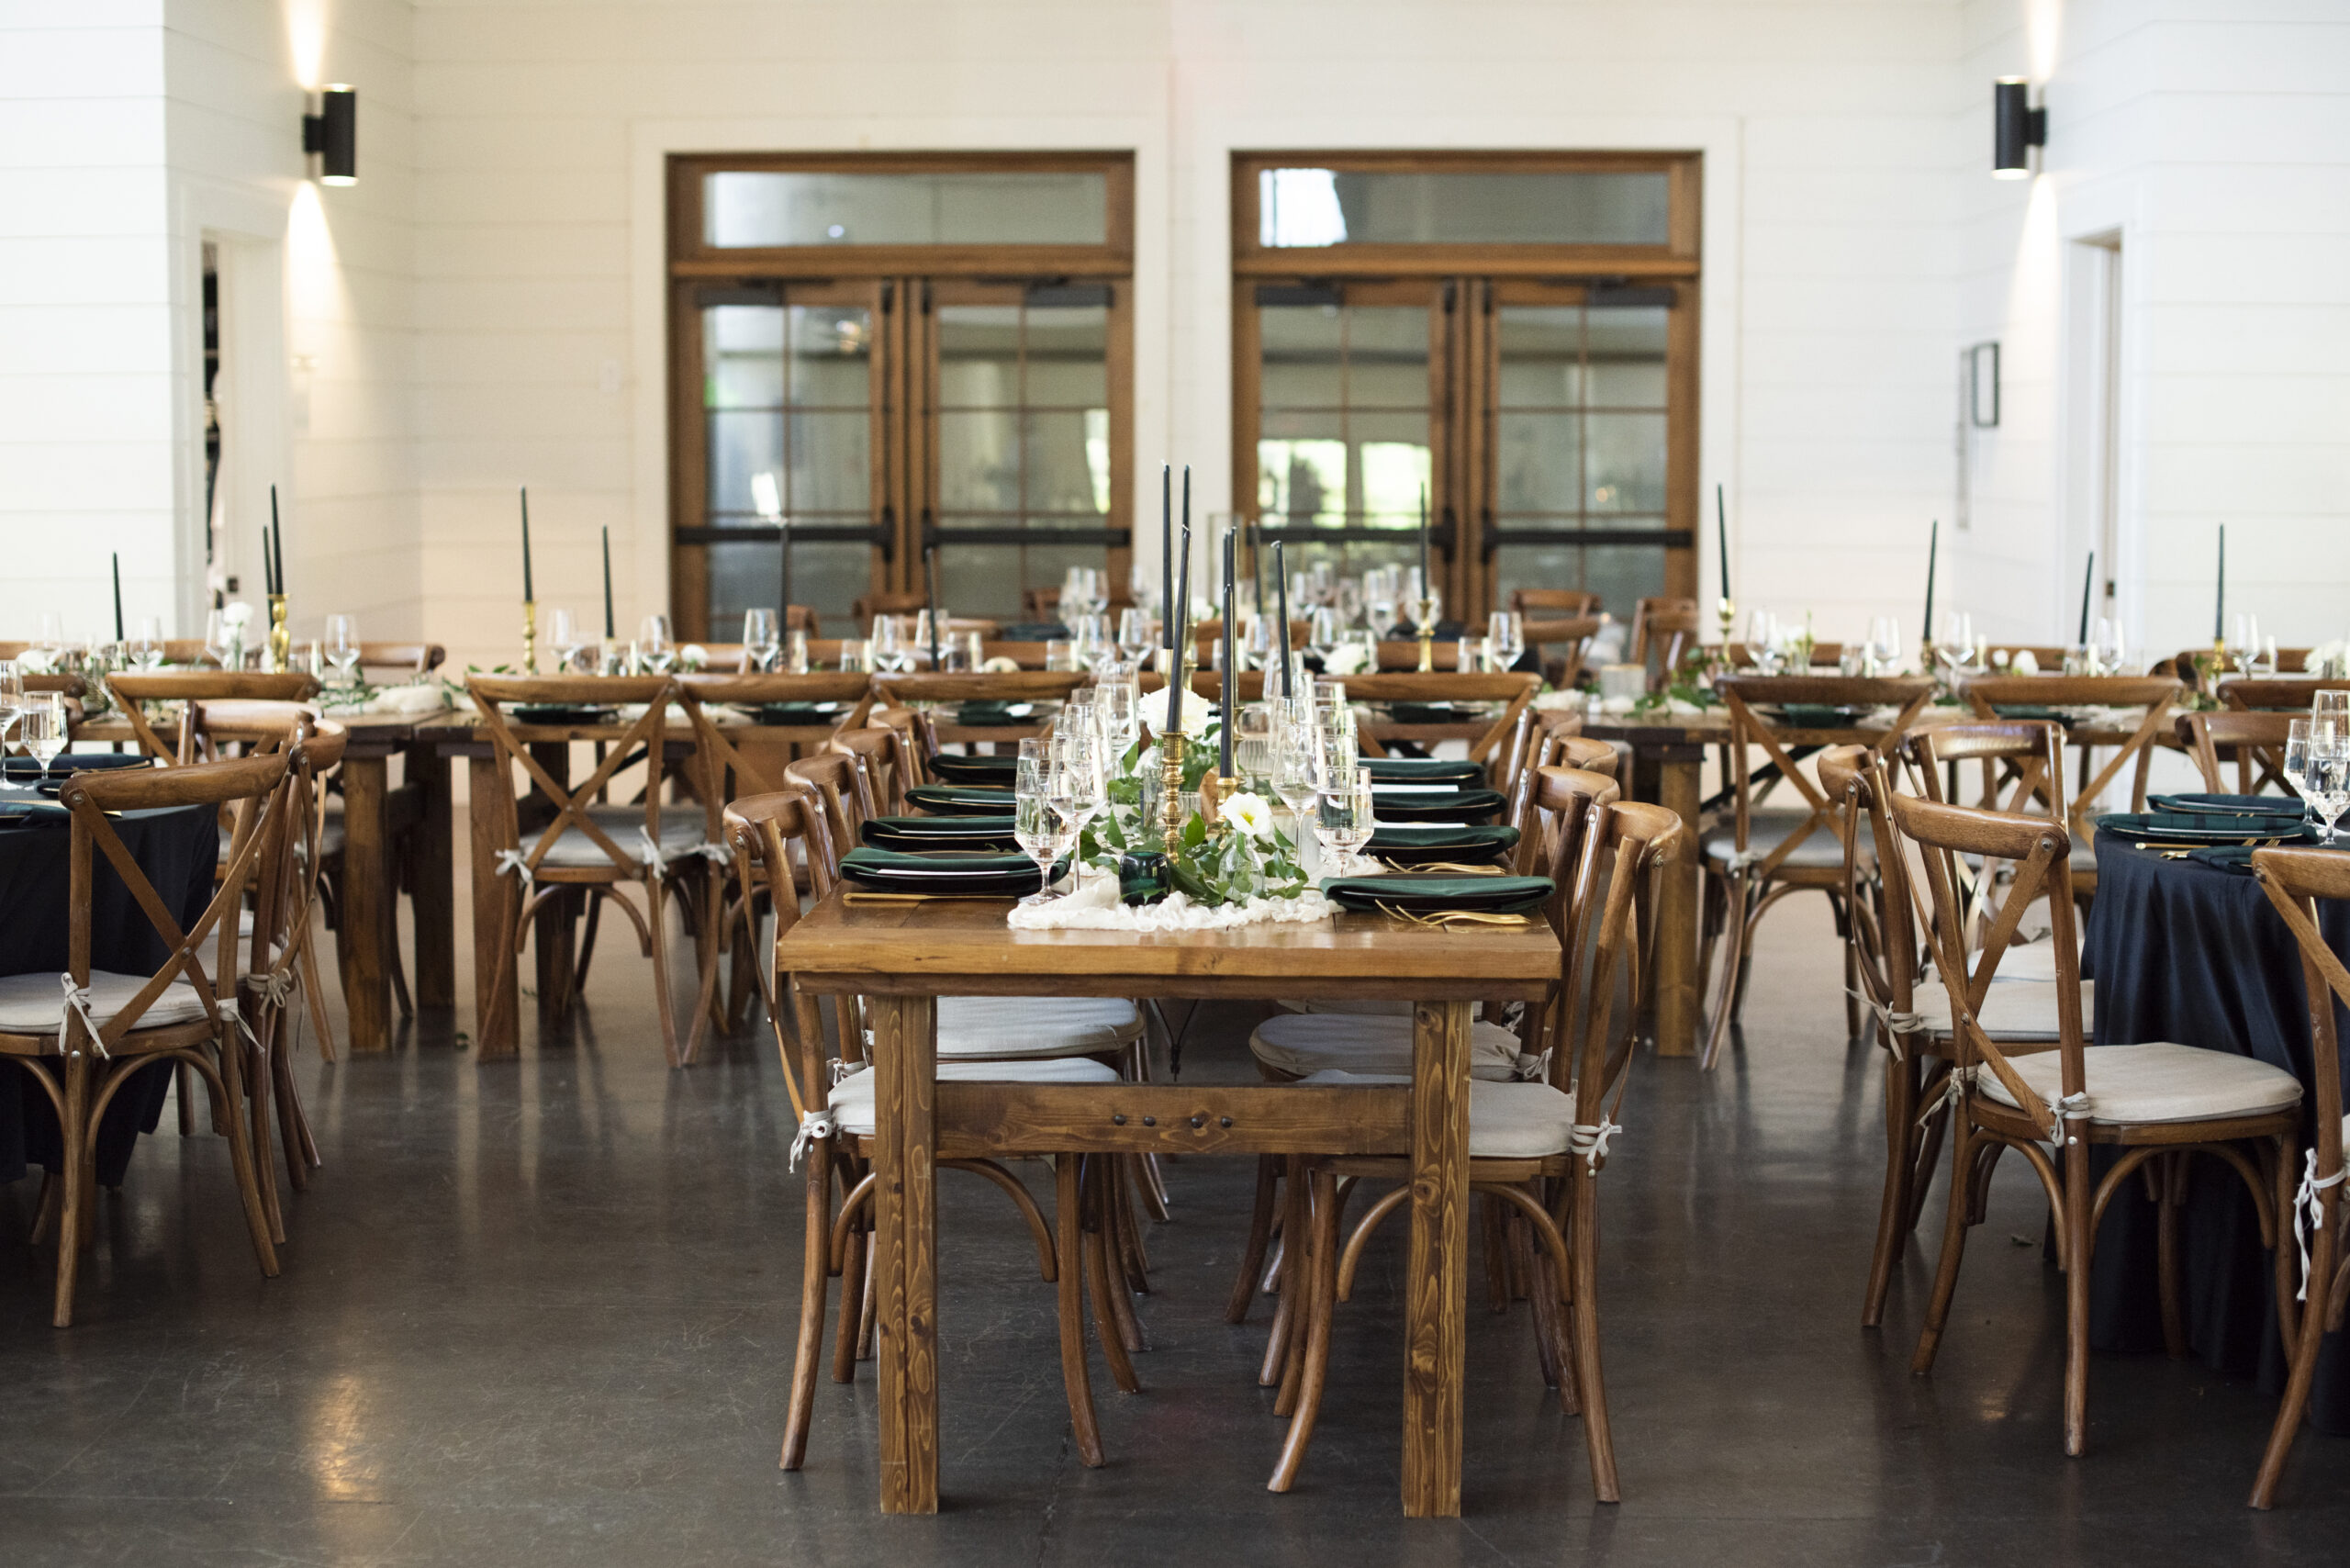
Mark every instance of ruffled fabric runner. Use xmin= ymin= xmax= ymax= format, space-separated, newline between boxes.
xmin=1008 ymin=867 xmax=1333 ymax=931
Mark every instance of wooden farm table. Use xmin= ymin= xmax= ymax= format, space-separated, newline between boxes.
xmin=420 ymin=711 xmax=852 ymax=1058
xmin=73 ymin=707 xmax=459 ymax=1053
xmin=1580 ymin=700 xmax=2182 ymax=1057
xmin=776 ymin=893 xmax=1561 ymax=1517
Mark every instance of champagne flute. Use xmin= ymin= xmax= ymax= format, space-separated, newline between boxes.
xmin=743 ymin=608 xmax=781 ymax=672
xmin=1096 ymin=678 xmax=1139 ymax=767
xmin=638 ymin=613 xmax=676 ymax=674
xmin=1014 ymin=756 xmax=1060 ymax=905
xmin=323 ymin=613 xmax=362 ymax=687
xmin=127 ymin=615 xmax=165 ymax=671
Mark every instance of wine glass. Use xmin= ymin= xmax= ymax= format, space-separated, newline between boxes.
xmin=2232 ymin=613 xmax=2263 ymax=678
xmin=1486 ymin=611 xmax=1525 ymax=674
xmin=1055 ymin=729 xmax=1104 ymax=834
xmin=0 ymin=661 xmax=23 ymax=759
xmin=2303 ymin=728 xmax=2349 ymax=844
xmin=1867 ymin=616 xmax=1904 ymax=677
xmin=782 ymin=629 xmax=811 ymax=675
xmin=2092 ymin=617 xmax=2126 ymax=678
xmin=1315 ymin=764 xmax=1375 ymax=875
xmin=743 ymin=608 xmax=781 ymax=672
xmin=1014 ymin=756 xmax=1063 ymax=905
xmin=2312 ymin=691 xmax=2348 ymax=733
xmin=1272 ymin=700 xmax=1321 ymax=827
xmin=20 ymin=695 xmax=67 ymax=774
xmin=322 ymin=614 xmax=361 ymax=687
xmin=1116 ymin=608 xmax=1157 ymax=671
xmin=1044 ymin=755 xmax=1085 ymax=890
xmin=1096 ymin=678 xmax=1139 ymax=767
xmin=35 ymin=613 xmax=66 ymax=663
xmin=545 ymin=608 xmax=586 ymax=674
xmin=2285 ymin=718 xmax=2316 ymax=827
xmin=638 ymin=614 xmax=676 ymax=674
xmin=1935 ymin=610 xmax=1975 ymax=677
xmin=203 ymin=608 xmax=238 ymax=669
xmin=125 ymin=615 xmax=165 ymax=672
xmin=1069 ymin=613 xmax=1113 ymax=672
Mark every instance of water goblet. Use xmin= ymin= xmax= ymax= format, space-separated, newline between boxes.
xmin=638 ymin=614 xmax=676 ymax=674
xmin=743 ymin=608 xmax=781 ymax=672
xmin=1315 ymin=764 xmax=1375 ymax=876
xmin=1486 ymin=611 xmax=1525 ymax=673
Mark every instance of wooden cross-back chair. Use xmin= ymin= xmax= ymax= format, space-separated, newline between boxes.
xmin=727 ymin=788 xmax=1127 ymax=1474
xmin=1699 ymin=675 xmax=1936 ymax=1070
xmin=0 ymin=752 xmax=290 ymax=1326
xmin=1890 ymin=790 xmax=2303 ymax=1460
xmin=105 ymin=672 xmax=321 ymax=765
xmin=2247 ymin=846 xmax=2350 ymax=1508
xmin=1245 ymin=670 xmax=1539 ymax=766
xmin=468 ymin=675 xmax=723 ymax=1067
xmin=2178 ymin=710 xmax=2298 ymax=798
xmin=1266 ymin=782 xmax=1682 ymax=1502
xmin=1900 ymin=720 xmax=2071 ymax=945
xmin=355 ymin=643 xmax=445 ymax=679
xmin=1953 ymin=675 xmax=2183 ymax=887
xmin=825 ymin=727 xmax=921 ymax=818
xmin=1629 ymin=597 xmax=1703 ymax=687
xmin=1822 ymin=740 xmax=2087 ymax=1330
xmin=1522 ymin=615 xmax=1604 ymax=689
xmin=2220 ymin=678 xmax=2350 ymax=712
xmin=1509 ymin=587 xmax=1602 ymax=619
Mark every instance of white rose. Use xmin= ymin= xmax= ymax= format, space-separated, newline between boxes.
xmin=1222 ymin=790 xmax=1274 ymax=840
xmin=1321 ymin=643 xmax=1371 ymax=676
xmin=679 ymin=644 xmax=709 ymax=671
xmin=220 ymin=600 xmax=254 ymax=630
xmin=2010 ymin=648 xmax=2040 ymax=675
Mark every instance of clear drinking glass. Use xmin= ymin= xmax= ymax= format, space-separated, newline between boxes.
xmin=2304 ymin=731 xmax=2350 ymax=844
xmin=2232 ymin=613 xmax=2263 ymax=677
xmin=1486 ymin=611 xmax=1525 ymax=672
xmin=1273 ymin=701 xmax=1321 ymax=825
xmin=1014 ymin=756 xmax=1061 ymax=905
xmin=1307 ymin=607 xmax=1344 ymax=664
xmin=2285 ymin=718 xmax=2316 ymax=825
xmin=323 ymin=614 xmax=361 ymax=687
xmin=2312 ymin=691 xmax=2349 ymax=731
xmin=1867 ymin=616 xmax=1903 ymax=677
xmin=204 ymin=608 xmax=237 ymax=669
xmin=21 ymin=696 xmax=66 ymax=771
xmin=1315 ymin=764 xmax=1375 ymax=874
xmin=1233 ymin=700 xmax=1277 ymax=789
xmin=1096 ymin=678 xmax=1139 ymax=767
xmin=1116 ymin=608 xmax=1157 ymax=669
xmin=0 ymin=661 xmax=23 ymax=755
xmin=1936 ymin=610 xmax=1974 ymax=676
xmin=743 ymin=608 xmax=781 ymax=672
xmin=638 ymin=614 xmax=676 ymax=674
xmin=36 ymin=614 xmax=65 ymax=660
xmin=1044 ymin=640 xmax=1080 ymax=672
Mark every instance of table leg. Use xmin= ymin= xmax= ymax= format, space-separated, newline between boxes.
xmin=408 ymin=741 xmax=455 ymax=1011
xmin=1403 ymin=998 xmax=1471 ymax=1518
xmin=338 ymin=755 xmax=392 ymax=1053
xmin=468 ymin=756 xmax=519 ymax=1058
xmin=1651 ymin=755 xmax=1703 ymax=1058
xmin=528 ymin=742 xmax=576 ymax=1016
xmin=870 ymin=993 xmax=940 ymax=1513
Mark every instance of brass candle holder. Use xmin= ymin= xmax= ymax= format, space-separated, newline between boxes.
xmin=267 ymin=594 xmax=291 ymax=673
xmin=1411 ymin=596 xmax=1440 ymax=673
xmin=521 ymin=599 xmax=539 ymax=675
xmin=1158 ymin=729 xmax=1188 ymax=847
xmin=1717 ymin=596 xmax=1737 ymax=648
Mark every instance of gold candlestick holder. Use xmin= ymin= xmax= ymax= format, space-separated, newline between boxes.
xmin=267 ymin=594 xmax=291 ymax=673
xmin=1717 ymin=596 xmax=1736 ymax=649
xmin=1411 ymin=597 xmax=1440 ymax=672
xmin=521 ymin=599 xmax=539 ymax=675
xmin=1158 ymin=729 xmax=1188 ymax=848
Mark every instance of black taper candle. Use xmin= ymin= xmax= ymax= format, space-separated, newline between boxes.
xmin=1716 ymin=483 xmax=1730 ymax=602
xmin=1159 ymin=464 xmax=1171 ymax=653
xmin=268 ymin=485 xmax=283 ymax=595
xmin=273 ymin=504 xmax=285 ymax=598
xmin=1220 ymin=524 xmax=1237 ymax=781
xmin=112 ymin=554 xmax=124 ymax=642
xmin=520 ymin=486 xmax=533 ymax=602
xmin=1921 ymin=519 xmax=1937 ymax=649
xmin=778 ymin=516 xmax=791 ymax=633
xmin=2215 ymin=524 xmax=2226 ymax=642
xmin=1272 ymin=539 xmax=1292 ymax=698
xmin=2078 ymin=550 xmax=2096 ymax=644
xmin=1417 ymin=485 xmax=1430 ymax=597
xmin=923 ymin=541 xmax=939 ymax=669
xmin=1169 ymin=521 xmax=1191 ymax=742
xmin=601 ymin=526 xmax=615 ymax=637
xmin=1251 ymin=516 xmax=1265 ymax=618
xmin=262 ymin=527 xmax=275 ymax=596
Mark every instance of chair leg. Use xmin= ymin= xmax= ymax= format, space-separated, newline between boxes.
xmin=1566 ymin=1171 xmax=1620 ymax=1503
xmin=1263 ymin=1156 xmax=1307 ymax=1394
xmin=213 ymin=1040 xmax=281 ymax=1283
xmin=573 ymin=890 xmax=605 ymax=992
xmin=50 ymin=1055 xmax=91 ymax=1327
xmin=1083 ymin=1158 xmax=1141 ymax=1394
xmin=645 ymin=879 xmax=685 ymax=1068
xmin=856 ymin=1241 xmax=878 ymax=1362
xmin=831 ymin=1220 xmax=866 ymax=1383
xmin=1864 ymin=1054 xmax=1920 ymax=1328
xmin=2062 ymin=1137 xmax=2093 ymax=1457
xmin=1911 ymin=1122 xmax=1977 ymax=1375
xmin=1055 ymin=1155 xmax=1106 ymax=1467
xmin=1269 ymin=1168 xmax=1340 ymax=1492
xmin=780 ymin=1142 xmax=831 ymax=1470
xmin=1112 ymin=1155 xmax=1152 ymax=1293
xmin=386 ymin=914 xmax=414 ymax=1019
xmin=175 ymin=1060 xmax=196 ymax=1136
xmin=1700 ymin=871 xmax=1750 ymax=1071
xmin=244 ymin=1032 xmax=286 ymax=1247
xmin=2156 ymin=1151 xmax=2188 ymax=1360
xmin=1227 ymin=1154 xmax=1279 ymax=1324
xmin=2251 ymin=1197 xmax=2336 ymax=1507
xmin=1483 ymin=1193 xmax=1513 ymax=1313
xmin=298 ymin=935 xmax=340 ymax=1064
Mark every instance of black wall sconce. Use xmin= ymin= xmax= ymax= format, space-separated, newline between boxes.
xmin=302 ymin=85 xmax=356 ymax=185
xmin=1993 ymin=77 xmax=2045 ymax=179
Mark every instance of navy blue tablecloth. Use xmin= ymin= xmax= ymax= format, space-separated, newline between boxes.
xmin=2081 ymin=826 xmax=2350 ymax=1431
xmin=0 ymin=799 xmax=221 ymax=1188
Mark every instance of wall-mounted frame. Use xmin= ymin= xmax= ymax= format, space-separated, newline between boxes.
xmin=1966 ymin=341 xmax=2001 ymax=428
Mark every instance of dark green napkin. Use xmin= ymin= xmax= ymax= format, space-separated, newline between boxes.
xmin=928 ymin=753 xmax=1021 ymax=784
xmin=2098 ymin=812 xmax=2317 ymax=845
xmin=1367 ymin=824 xmax=1520 ymax=866
xmin=1987 ymin=704 xmax=2072 ymax=724
xmin=1369 ymin=787 xmax=1508 ymax=823
xmin=861 ymin=814 xmax=1022 ymax=852
xmin=1773 ymin=704 xmax=1865 ymax=728
xmin=510 ymin=703 xmax=612 ymax=724
xmin=841 ymin=845 xmax=1048 ymax=896
xmin=748 ymin=701 xmax=843 ymax=725
xmin=1385 ymin=701 xmax=1471 ymax=725
xmin=2 ymin=753 xmax=150 ymax=783
xmin=2186 ymin=846 xmax=2260 ymax=875
xmin=1360 ymin=756 xmax=1485 ymax=786
xmin=954 ymin=700 xmax=1038 ymax=728
xmin=1322 ymin=874 xmax=1554 ymax=915
xmin=2149 ymin=792 xmax=2302 ymax=820
xmin=0 ymin=797 xmax=70 ymax=825
xmin=907 ymin=783 xmax=1018 ymax=816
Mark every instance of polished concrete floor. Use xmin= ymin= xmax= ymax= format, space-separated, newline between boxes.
xmin=2 ymin=897 xmax=2345 ymax=1565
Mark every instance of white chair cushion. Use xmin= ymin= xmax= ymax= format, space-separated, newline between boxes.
xmin=0 ymin=970 xmax=211 ymax=1036
xmin=1989 ymin=940 xmax=2076 ymax=983
xmin=532 ymin=805 xmax=710 ymax=869
xmin=1252 ymin=1012 xmax=1527 ymax=1082
xmin=1296 ymin=1070 xmax=1581 ymax=1159
xmin=1274 ymin=998 xmax=1492 ymax=1020
xmin=937 ymin=994 xmax=1144 ymax=1059
xmin=1702 ymin=809 xmax=1860 ymax=871
xmin=826 ymin=1057 xmax=1119 ymax=1137
xmin=1914 ymin=978 xmax=2093 ymax=1043
xmin=1975 ymin=1042 xmax=2303 ymax=1126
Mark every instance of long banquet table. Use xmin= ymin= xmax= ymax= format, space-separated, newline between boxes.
xmin=775 ymin=890 xmax=1561 ymax=1516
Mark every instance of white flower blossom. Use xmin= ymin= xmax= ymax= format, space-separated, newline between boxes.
xmin=1222 ymin=790 xmax=1274 ymax=840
